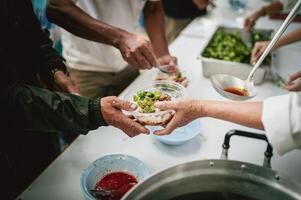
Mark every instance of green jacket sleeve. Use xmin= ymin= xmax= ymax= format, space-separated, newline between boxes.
xmin=3 ymin=84 xmax=108 ymax=135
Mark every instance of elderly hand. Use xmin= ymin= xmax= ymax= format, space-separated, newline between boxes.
xmin=101 ymin=96 xmax=150 ymax=137
xmin=53 ymin=70 xmax=80 ymax=95
xmin=118 ymin=33 xmax=159 ymax=69
xmin=192 ymin=0 xmax=211 ymax=10
xmin=153 ymin=100 xmax=201 ymax=135
xmin=250 ymin=41 xmax=269 ymax=64
xmin=284 ymin=70 xmax=301 ymax=91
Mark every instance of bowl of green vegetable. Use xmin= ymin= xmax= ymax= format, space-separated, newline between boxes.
xmin=123 ymin=81 xmax=187 ymax=126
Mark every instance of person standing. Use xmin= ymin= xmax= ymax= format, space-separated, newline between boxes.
xmin=161 ymin=0 xmax=211 ymax=43
xmin=0 ymin=0 xmax=148 ymax=198
xmin=47 ymin=0 xmax=177 ymax=98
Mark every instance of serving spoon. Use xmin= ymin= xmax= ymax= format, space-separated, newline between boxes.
xmin=157 ymin=64 xmax=178 ymax=74
xmin=210 ymin=0 xmax=301 ymax=101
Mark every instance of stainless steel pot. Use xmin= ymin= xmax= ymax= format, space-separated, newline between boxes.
xmin=123 ymin=130 xmax=301 ymax=200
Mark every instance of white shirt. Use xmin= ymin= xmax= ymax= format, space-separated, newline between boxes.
xmin=262 ymin=92 xmax=301 ymax=155
xmin=61 ymin=0 xmax=159 ymax=73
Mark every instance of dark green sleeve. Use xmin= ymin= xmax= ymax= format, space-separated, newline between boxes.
xmin=3 ymin=84 xmax=107 ymax=135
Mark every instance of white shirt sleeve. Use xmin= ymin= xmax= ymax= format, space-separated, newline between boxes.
xmin=262 ymin=92 xmax=301 ymax=155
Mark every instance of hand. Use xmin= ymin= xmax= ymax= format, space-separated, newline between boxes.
xmin=101 ymin=96 xmax=150 ymax=137
xmin=284 ymin=70 xmax=301 ymax=91
xmin=153 ymin=100 xmax=201 ymax=135
xmin=250 ymin=41 xmax=269 ymax=64
xmin=118 ymin=33 xmax=158 ymax=69
xmin=244 ymin=10 xmax=263 ymax=32
xmin=53 ymin=71 xmax=80 ymax=95
xmin=192 ymin=0 xmax=211 ymax=10
xmin=157 ymin=54 xmax=177 ymax=66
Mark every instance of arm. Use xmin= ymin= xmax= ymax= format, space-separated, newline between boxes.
xmin=144 ymin=1 xmax=169 ymax=57
xmin=22 ymin=0 xmax=78 ymax=93
xmin=2 ymin=84 xmax=149 ymax=136
xmin=251 ymin=28 xmax=301 ymax=63
xmin=47 ymin=0 xmax=158 ymax=69
xmin=154 ymin=100 xmax=263 ymax=136
xmin=244 ymin=1 xmax=283 ymax=32
xmin=201 ymin=100 xmax=263 ymax=129
xmin=143 ymin=1 xmax=177 ymax=65
xmin=156 ymin=93 xmax=301 ymax=155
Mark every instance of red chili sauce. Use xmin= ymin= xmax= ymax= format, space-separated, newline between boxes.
xmin=95 ymin=171 xmax=138 ymax=200
xmin=223 ymin=86 xmax=249 ymax=96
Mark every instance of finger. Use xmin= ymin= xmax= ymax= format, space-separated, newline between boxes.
xmin=251 ymin=45 xmax=261 ymax=63
xmin=244 ymin=19 xmax=251 ymax=32
xmin=141 ymin=44 xmax=158 ymax=67
xmin=168 ymin=56 xmax=178 ymax=66
xmin=154 ymin=101 xmax=177 ymax=110
xmin=66 ymin=84 xmax=80 ymax=94
xmin=134 ymin=50 xmax=152 ymax=69
xmin=112 ymin=98 xmax=137 ymax=111
xmin=288 ymin=71 xmax=301 ymax=82
xmin=153 ymin=117 xmax=179 ymax=135
xmin=284 ymin=83 xmax=299 ymax=91
xmin=126 ymin=54 xmax=140 ymax=69
xmin=124 ymin=119 xmax=150 ymax=136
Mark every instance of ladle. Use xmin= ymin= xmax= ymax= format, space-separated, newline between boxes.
xmin=211 ymin=0 xmax=301 ymax=101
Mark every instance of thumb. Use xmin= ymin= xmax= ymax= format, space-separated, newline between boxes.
xmin=113 ymin=99 xmax=137 ymax=111
xmin=154 ymin=101 xmax=176 ymax=110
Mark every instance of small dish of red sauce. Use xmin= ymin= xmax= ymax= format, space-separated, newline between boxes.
xmin=94 ymin=171 xmax=138 ymax=200
xmin=223 ymin=86 xmax=249 ymax=96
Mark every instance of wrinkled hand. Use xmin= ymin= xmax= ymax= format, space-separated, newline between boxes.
xmin=53 ymin=71 xmax=80 ymax=95
xmin=118 ymin=33 xmax=158 ymax=69
xmin=192 ymin=0 xmax=211 ymax=10
xmin=250 ymin=41 xmax=269 ymax=64
xmin=157 ymin=54 xmax=177 ymax=66
xmin=284 ymin=70 xmax=301 ymax=91
xmin=153 ymin=100 xmax=201 ymax=135
xmin=101 ymin=96 xmax=150 ymax=137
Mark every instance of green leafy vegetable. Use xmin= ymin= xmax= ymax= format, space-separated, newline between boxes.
xmin=202 ymin=29 xmax=271 ymax=65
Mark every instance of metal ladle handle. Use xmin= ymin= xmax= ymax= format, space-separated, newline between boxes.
xmin=247 ymin=0 xmax=301 ymax=82
xmin=221 ymin=130 xmax=273 ymax=168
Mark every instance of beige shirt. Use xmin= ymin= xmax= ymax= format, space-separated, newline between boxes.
xmin=61 ymin=0 xmax=159 ymax=73
xmin=262 ymin=92 xmax=301 ymax=155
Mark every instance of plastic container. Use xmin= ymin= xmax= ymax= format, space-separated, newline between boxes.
xmin=123 ymin=81 xmax=187 ymax=126
xmin=80 ymin=154 xmax=150 ymax=200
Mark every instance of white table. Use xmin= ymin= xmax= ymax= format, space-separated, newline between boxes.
xmin=19 ymin=1 xmax=301 ymax=199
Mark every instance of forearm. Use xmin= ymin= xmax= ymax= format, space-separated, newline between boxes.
xmin=144 ymin=1 xmax=169 ymax=57
xmin=275 ymin=28 xmax=301 ymax=49
xmin=263 ymin=1 xmax=284 ymax=15
xmin=200 ymin=100 xmax=264 ymax=130
xmin=46 ymin=0 xmax=129 ymax=47
xmin=3 ymin=84 xmax=106 ymax=134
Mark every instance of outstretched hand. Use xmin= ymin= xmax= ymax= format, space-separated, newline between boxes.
xmin=101 ymin=96 xmax=150 ymax=137
xmin=153 ymin=100 xmax=201 ymax=135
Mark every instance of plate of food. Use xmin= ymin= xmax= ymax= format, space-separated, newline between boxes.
xmin=123 ymin=81 xmax=187 ymax=126
xmin=154 ymin=66 xmax=189 ymax=87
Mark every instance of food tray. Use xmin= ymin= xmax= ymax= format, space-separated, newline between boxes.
xmin=199 ymin=26 xmax=273 ymax=84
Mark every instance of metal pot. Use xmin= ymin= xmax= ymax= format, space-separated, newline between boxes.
xmin=123 ymin=130 xmax=301 ymax=200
